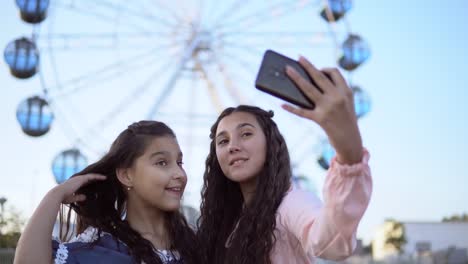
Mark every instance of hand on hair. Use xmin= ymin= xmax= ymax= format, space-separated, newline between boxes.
xmin=52 ymin=173 xmax=107 ymax=204
xmin=283 ymin=56 xmax=363 ymax=165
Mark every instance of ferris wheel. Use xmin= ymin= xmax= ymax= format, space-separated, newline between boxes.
xmin=5 ymin=0 xmax=371 ymax=195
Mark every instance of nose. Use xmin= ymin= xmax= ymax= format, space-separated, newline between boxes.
xmin=173 ymin=166 xmax=186 ymax=180
xmin=228 ymin=140 xmax=241 ymax=154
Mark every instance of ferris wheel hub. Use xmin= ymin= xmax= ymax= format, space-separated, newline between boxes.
xmin=185 ymin=29 xmax=218 ymax=71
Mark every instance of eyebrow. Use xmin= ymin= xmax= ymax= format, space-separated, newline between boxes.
xmin=216 ymin=123 xmax=255 ymax=139
xmin=149 ymin=151 xmax=183 ymax=158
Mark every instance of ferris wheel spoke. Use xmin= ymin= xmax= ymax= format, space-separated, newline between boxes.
xmin=53 ymin=2 xmax=157 ymax=34
xmin=218 ymin=49 xmax=258 ymax=77
xmin=197 ymin=62 xmax=225 ymax=113
xmin=292 ymin=137 xmax=322 ymax=167
xmin=225 ymin=37 xmax=333 ymax=49
xmin=210 ymin=54 xmax=248 ymax=104
xmin=201 ymin=0 xmax=220 ymax=25
xmin=46 ymin=44 xmax=179 ymax=99
xmin=147 ymin=0 xmax=191 ymax=27
xmin=39 ymin=32 xmax=174 ymax=40
xmin=47 ymin=57 xmax=155 ymax=101
xmin=292 ymin=130 xmax=325 ymax=164
xmin=77 ymin=57 xmax=176 ymax=144
xmin=221 ymin=31 xmax=331 ymax=37
xmin=189 ymin=0 xmax=203 ymax=24
xmin=208 ymin=0 xmax=251 ymax=31
xmin=146 ymin=34 xmax=204 ymax=120
xmin=215 ymin=0 xmax=287 ymax=30
xmin=216 ymin=0 xmax=319 ymax=32
xmin=217 ymin=53 xmax=260 ymax=95
xmin=218 ymin=64 xmax=246 ymax=105
xmin=39 ymin=72 xmax=78 ymax=144
xmin=91 ymin=0 xmax=180 ymax=30
xmin=36 ymin=31 xmax=177 ymax=50
xmin=132 ymin=0 xmax=184 ymax=26
xmin=219 ymin=30 xmax=344 ymax=44
xmin=222 ymin=41 xmax=265 ymax=59
xmin=40 ymin=73 xmax=106 ymax=156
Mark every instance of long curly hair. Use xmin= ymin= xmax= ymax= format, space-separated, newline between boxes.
xmin=197 ymin=105 xmax=292 ymax=264
xmin=59 ymin=120 xmax=200 ymax=264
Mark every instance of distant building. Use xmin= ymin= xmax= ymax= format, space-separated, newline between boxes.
xmin=373 ymin=220 xmax=468 ymax=263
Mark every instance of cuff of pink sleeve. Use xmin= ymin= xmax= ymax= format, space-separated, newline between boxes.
xmin=329 ymin=148 xmax=370 ymax=177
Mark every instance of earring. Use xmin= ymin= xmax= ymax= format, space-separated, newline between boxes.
xmin=127 ymin=186 xmax=132 ymax=191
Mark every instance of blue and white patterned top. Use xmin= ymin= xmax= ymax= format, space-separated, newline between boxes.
xmin=52 ymin=226 xmax=183 ymax=264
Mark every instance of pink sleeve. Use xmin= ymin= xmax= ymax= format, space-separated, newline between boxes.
xmin=282 ymin=149 xmax=372 ymax=261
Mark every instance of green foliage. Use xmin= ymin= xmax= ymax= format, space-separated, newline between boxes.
xmin=442 ymin=213 xmax=468 ymax=222
xmin=383 ymin=219 xmax=407 ymax=253
xmin=0 ymin=232 xmax=21 ymax=248
xmin=0 ymin=199 xmax=25 ymax=248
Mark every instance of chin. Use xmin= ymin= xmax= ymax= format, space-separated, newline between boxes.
xmin=159 ymin=201 xmax=182 ymax=212
xmin=227 ymin=172 xmax=257 ymax=183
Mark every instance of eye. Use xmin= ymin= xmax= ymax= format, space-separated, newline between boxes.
xmin=217 ymin=139 xmax=228 ymax=145
xmin=241 ymin=132 xmax=253 ymax=138
xmin=177 ymin=161 xmax=184 ymax=167
xmin=156 ymin=160 xmax=167 ymax=166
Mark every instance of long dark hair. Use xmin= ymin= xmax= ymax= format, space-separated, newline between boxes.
xmin=60 ymin=120 xmax=200 ymax=264
xmin=197 ymin=105 xmax=292 ymax=264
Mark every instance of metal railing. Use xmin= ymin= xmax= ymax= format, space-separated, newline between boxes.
xmin=0 ymin=249 xmax=14 ymax=264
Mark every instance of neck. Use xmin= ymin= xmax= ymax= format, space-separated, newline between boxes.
xmin=239 ymin=178 xmax=257 ymax=206
xmin=126 ymin=198 xmax=170 ymax=250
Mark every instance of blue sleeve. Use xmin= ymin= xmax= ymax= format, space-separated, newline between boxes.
xmin=51 ymin=236 xmax=133 ymax=264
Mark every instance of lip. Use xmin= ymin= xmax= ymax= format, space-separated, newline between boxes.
xmin=229 ymin=157 xmax=249 ymax=166
xmin=165 ymin=186 xmax=184 ymax=197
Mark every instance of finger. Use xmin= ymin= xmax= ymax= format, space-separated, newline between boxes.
xmin=281 ymin=104 xmax=317 ymax=122
xmin=75 ymin=173 xmax=107 ymax=185
xmin=285 ymin=65 xmax=322 ymax=103
xmin=298 ymin=56 xmax=334 ymax=92
xmin=321 ymin=67 xmax=348 ymax=91
xmin=85 ymin=174 xmax=107 ymax=182
xmin=63 ymin=194 xmax=86 ymax=204
xmin=66 ymin=174 xmax=107 ymax=195
xmin=74 ymin=194 xmax=86 ymax=202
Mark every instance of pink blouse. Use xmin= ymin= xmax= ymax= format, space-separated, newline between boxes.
xmin=271 ymin=150 xmax=372 ymax=263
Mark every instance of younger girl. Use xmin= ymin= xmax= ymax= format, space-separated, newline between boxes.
xmin=15 ymin=121 xmax=200 ymax=264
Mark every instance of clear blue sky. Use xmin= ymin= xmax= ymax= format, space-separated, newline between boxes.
xmin=1 ymin=0 xmax=467 ymax=244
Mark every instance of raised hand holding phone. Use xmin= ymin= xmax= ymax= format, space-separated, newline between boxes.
xmin=255 ymin=50 xmax=319 ymax=109
xmin=282 ymin=56 xmax=363 ymax=165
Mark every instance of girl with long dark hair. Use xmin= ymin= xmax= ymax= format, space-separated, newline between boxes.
xmin=15 ymin=121 xmax=200 ymax=264
xmin=197 ymin=56 xmax=372 ymax=264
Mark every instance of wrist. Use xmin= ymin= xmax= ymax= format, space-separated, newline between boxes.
xmin=47 ymin=186 xmax=67 ymax=204
xmin=336 ymin=147 xmax=363 ymax=165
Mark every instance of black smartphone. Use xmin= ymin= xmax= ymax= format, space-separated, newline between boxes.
xmin=255 ymin=50 xmax=317 ymax=109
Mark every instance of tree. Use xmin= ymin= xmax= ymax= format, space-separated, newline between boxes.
xmin=442 ymin=213 xmax=468 ymax=222
xmin=383 ymin=219 xmax=407 ymax=254
xmin=0 ymin=197 xmax=25 ymax=248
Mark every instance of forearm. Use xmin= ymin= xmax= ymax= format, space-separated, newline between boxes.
xmin=14 ymin=188 xmax=63 ymax=264
xmin=328 ymin=121 xmax=363 ymax=165
xmin=288 ymin=150 xmax=371 ymax=260
xmin=317 ymin=150 xmax=372 ymax=259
